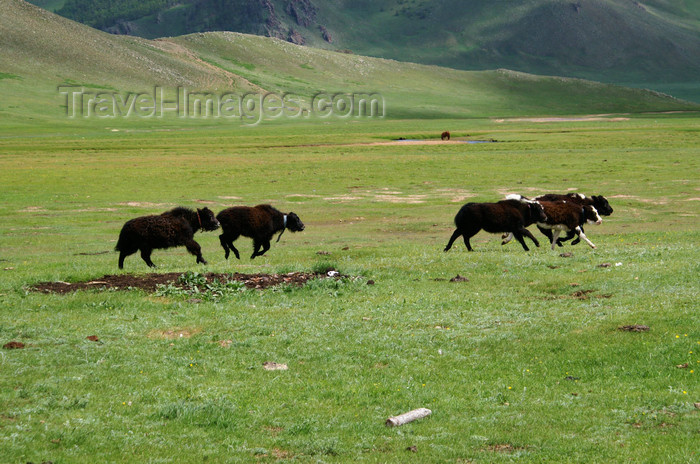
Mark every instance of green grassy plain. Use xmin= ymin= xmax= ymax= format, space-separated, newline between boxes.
xmin=1 ymin=114 xmax=698 ymax=463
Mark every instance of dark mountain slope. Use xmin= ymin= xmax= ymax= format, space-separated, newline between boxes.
xmin=30 ymin=0 xmax=700 ymax=100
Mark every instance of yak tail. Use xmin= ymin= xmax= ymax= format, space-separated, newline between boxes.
xmin=115 ymin=229 xmax=127 ymax=251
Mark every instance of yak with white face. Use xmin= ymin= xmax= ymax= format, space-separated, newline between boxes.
xmin=535 ymin=193 xmax=612 ymax=245
xmin=502 ymin=195 xmax=602 ymax=250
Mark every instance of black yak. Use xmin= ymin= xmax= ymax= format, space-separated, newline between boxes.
xmin=217 ymin=204 xmax=305 ymax=260
xmin=444 ymin=197 xmax=547 ymax=252
xmin=115 ymin=207 xmax=219 ymax=269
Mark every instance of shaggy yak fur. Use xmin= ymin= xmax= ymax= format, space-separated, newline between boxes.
xmin=441 ymin=131 xmax=451 ymax=141
xmin=534 ymin=193 xmax=613 ymax=245
xmin=444 ymin=198 xmax=547 ymax=252
xmin=216 ymin=204 xmax=305 ymax=260
xmin=115 ymin=207 xmax=220 ymax=269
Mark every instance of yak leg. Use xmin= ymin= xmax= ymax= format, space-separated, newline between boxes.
xmin=219 ymin=234 xmax=241 ymax=260
xmin=250 ymin=240 xmax=262 ymax=259
xmin=537 ymin=226 xmax=562 ymax=247
xmin=554 ymin=230 xmax=578 ymax=245
xmin=520 ymin=227 xmax=540 ymax=248
xmin=574 ymin=226 xmax=596 ymax=249
xmin=140 ymin=248 xmax=156 ymax=267
xmin=462 ymin=234 xmax=474 ymax=251
xmin=219 ymin=234 xmax=231 ymax=259
xmin=229 ymin=244 xmax=240 ymax=260
xmin=251 ymin=238 xmax=272 ymax=259
xmin=185 ymin=240 xmax=207 ymax=264
xmin=257 ymin=239 xmax=271 ymax=257
xmin=227 ymin=233 xmax=241 ymax=259
xmin=501 ymin=232 xmax=514 ymax=245
xmin=118 ymin=245 xmax=137 ymax=269
xmin=550 ymin=230 xmax=563 ymax=250
xmin=443 ymin=229 xmax=463 ymax=252
xmin=570 ymin=227 xmax=583 ymax=245
xmin=228 ymin=242 xmax=240 ymax=260
xmin=512 ymin=231 xmax=530 ymax=251
xmin=502 ymin=228 xmax=539 ymax=250
xmin=118 ymin=248 xmax=136 ymax=269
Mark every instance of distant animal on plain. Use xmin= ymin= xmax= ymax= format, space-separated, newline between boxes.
xmin=217 ymin=204 xmax=305 ymax=260
xmin=115 ymin=207 xmax=220 ymax=269
xmin=441 ymin=131 xmax=451 ymax=141
xmin=444 ymin=197 xmax=547 ymax=252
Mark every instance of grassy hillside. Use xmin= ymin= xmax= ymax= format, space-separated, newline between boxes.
xmin=29 ymin=0 xmax=700 ymax=102
xmin=2 ymin=0 xmax=698 ymax=135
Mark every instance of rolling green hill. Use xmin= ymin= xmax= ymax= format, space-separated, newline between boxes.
xmin=1 ymin=0 xmax=697 ymax=134
xmin=28 ymin=0 xmax=700 ymax=102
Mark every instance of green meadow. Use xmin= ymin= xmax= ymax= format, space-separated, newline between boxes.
xmin=1 ymin=114 xmax=698 ymax=463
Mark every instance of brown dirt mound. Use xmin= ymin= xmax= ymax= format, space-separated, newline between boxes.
xmin=32 ymin=271 xmax=340 ymax=294
xmin=3 ymin=341 xmax=25 ymax=349
xmin=618 ymin=324 xmax=650 ymax=332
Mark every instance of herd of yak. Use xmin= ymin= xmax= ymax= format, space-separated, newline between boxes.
xmin=115 ymin=193 xmax=612 ymax=269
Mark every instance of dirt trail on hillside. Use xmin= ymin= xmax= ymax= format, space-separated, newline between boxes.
xmin=152 ymin=39 xmax=263 ymax=92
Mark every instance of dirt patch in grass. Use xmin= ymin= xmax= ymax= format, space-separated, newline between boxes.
xmin=483 ymin=443 xmax=526 ymax=453
xmin=117 ymin=201 xmax=173 ymax=208
xmin=263 ymin=361 xmax=288 ymax=371
xmin=148 ymin=328 xmax=202 ymax=339
xmin=3 ymin=341 xmax=25 ymax=349
xmin=570 ymin=289 xmax=596 ymax=299
xmin=542 ymin=289 xmax=613 ymax=300
xmin=255 ymin=448 xmax=293 ymax=460
xmin=31 ymin=271 xmax=344 ymax=294
xmin=618 ymin=324 xmax=650 ymax=332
